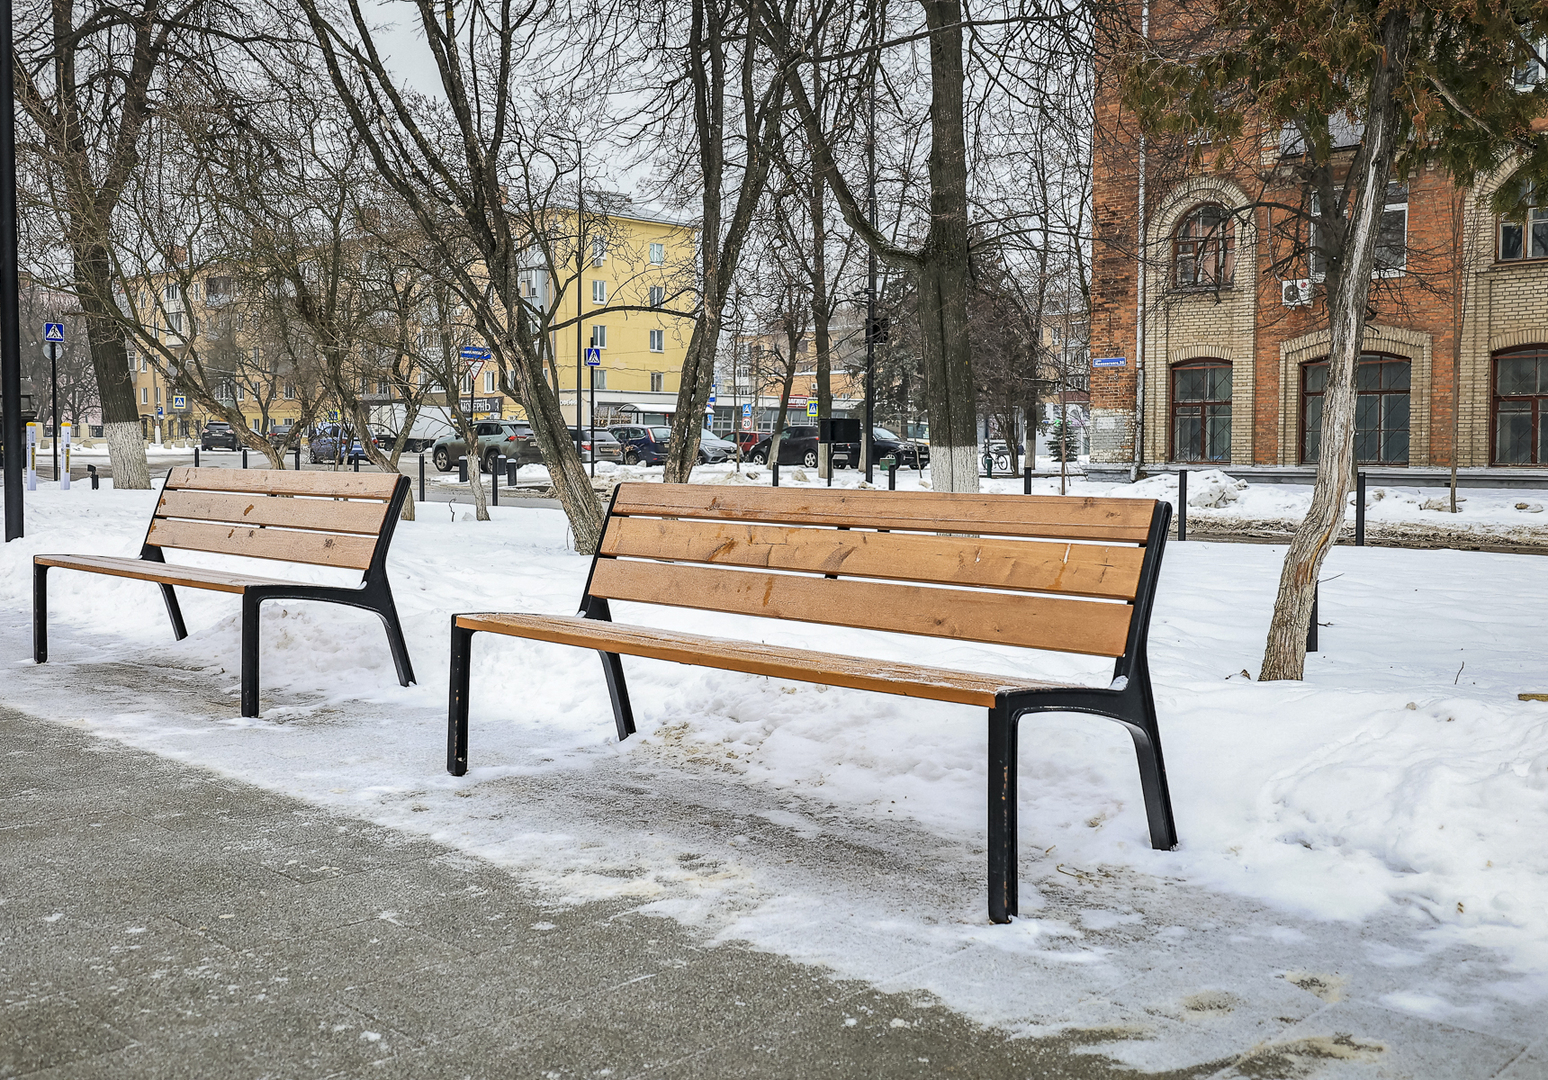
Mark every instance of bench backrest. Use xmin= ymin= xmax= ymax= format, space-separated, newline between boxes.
xmin=587 ymin=484 xmax=1170 ymax=662
xmin=143 ymin=467 xmax=408 ymax=575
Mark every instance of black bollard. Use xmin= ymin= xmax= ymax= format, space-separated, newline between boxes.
xmin=353 ymin=453 xmax=360 ymax=472
xmin=492 ymin=456 xmax=502 ymax=506
xmin=193 ymin=446 xmax=200 ymax=468
xmin=87 ymin=464 xmax=99 ymax=490
xmin=1355 ymin=472 xmax=1366 ymax=546
xmin=1178 ymin=469 xmax=1188 ymax=541
xmin=506 ymin=459 xmax=517 ymax=488
xmin=293 ymin=446 xmax=300 ymax=471
xmin=888 ymin=460 xmax=897 ymax=490
xmin=985 ymin=452 xmax=993 ymax=480
xmin=772 ymin=460 xmax=780 ymax=488
xmin=419 ymin=453 xmax=427 ymax=502
xmin=1024 ymin=465 xmax=1031 ymax=495
xmin=458 ymin=456 xmax=468 ymax=483
xmin=1306 ymin=581 xmax=1319 ymax=653
xmin=242 ymin=448 xmax=248 ymax=469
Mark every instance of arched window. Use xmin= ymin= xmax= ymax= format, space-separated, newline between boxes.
xmin=1171 ymin=360 xmax=1232 ymax=462
xmin=1173 ymin=205 xmax=1235 ymax=288
xmin=1301 ymin=354 xmax=1410 ymax=464
xmin=1493 ymin=345 xmax=1548 ymax=464
xmin=1498 ymin=180 xmax=1547 ymax=262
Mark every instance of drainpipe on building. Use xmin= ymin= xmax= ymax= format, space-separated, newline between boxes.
xmin=1131 ymin=0 xmax=1149 ymax=484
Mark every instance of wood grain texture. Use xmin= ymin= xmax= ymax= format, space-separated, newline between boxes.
xmin=456 ymin=612 xmax=1073 ymax=707
xmin=146 ymin=518 xmax=376 ymax=570
xmin=601 ymin=517 xmax=1144 ymax=600
xmin=156 ymin=489 xmax=390 ymax=535
xmin=610 ymin=483 xmax=1157 ymax=543
xmin=589 ymin=559 xmax=1133 ymax=657
xmin=34 ymin=554 xmax=310 ymax=593
xmin=164 ymin=466 xmax=400 ymax=500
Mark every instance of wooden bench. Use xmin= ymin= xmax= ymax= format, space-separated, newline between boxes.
xmin=447 ymin=483 xmax=1176 ymax=924
xmin=34 ymin=467 xmax=416 ymax=717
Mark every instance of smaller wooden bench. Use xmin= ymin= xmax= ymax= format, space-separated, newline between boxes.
xmin=34 ymin=467 xmax=416 ymax=716
xmin=448 ymin=484 xmax=1177 ymax=924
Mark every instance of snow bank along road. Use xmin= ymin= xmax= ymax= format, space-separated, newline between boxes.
xmin=4 ymin=482 xmax=1548 ymax=1077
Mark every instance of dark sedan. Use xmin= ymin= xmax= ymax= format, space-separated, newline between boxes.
xmin=745 ymin=425 xmax=855 ymax=469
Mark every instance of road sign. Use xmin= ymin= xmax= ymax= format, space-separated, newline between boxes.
xmin=43 ymin=322 xmax=64 ymax=342
xmin=806 ymin=401 xmax=819 ymax=417
xmin=584 ymin=347 xmax=602 ymax=366
xmin=156 ymin=406 xmax=164 ymax=417
xmin=328 ymin=409 xmax=339 ymax=421
xmin=1092 ymin=356 xmax=1126 ymax=368
xmin=459 ymin=345 xmax=491 ymax=361
xmin=741 ymin=403 xmax=752 ymax=418
xmin=172 ymin=394 xmax=187 ymax=410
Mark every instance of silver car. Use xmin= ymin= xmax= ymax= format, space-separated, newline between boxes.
xmin=698 ymin=429 xmax=736 ymax=463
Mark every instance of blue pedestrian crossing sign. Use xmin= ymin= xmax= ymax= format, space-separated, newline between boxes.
xmin=806 ymin=401 xmax=819 ymax=417
xmin=172 ymin=394 xmax=187 ymax=410
xmin=43 ymin=322 xmax=64 ymax=342
xmin=584 ymin=347 xmax=602 ymax=366
xmin=741 ymin=403 xmax=752 ymax=418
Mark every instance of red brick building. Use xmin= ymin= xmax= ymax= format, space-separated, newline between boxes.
xmin=1087 ymin=54 xmax=1548 ymax=481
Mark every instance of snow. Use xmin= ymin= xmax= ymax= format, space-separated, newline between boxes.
xmin=5 ymin=473 xmax=1548 ymax=1061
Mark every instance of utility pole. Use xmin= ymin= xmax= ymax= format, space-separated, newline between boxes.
xmin=49 ymin=342 xmax=58 ymax=478
xmin=863 ymin=41 xmax=878 ymax=484
xmin=1 ymin=0 xmax=24 ymax=540
xmin=576 ymin=176 xmax=584 ymax=440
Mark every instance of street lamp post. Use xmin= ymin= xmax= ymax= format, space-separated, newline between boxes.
xmin=1 ymin=0 xmax=25 ymax=540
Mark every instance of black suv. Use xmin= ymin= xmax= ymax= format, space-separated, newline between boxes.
xmin=746 ymin=425 xmax=855 ymax=468
xmin=200 ymin=421 xmax=240 ymax=451
xmin=868 ymin=426 xmax=928 ymax=469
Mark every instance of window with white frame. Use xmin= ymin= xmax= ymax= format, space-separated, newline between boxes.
xmin=590 ymin=325 xmax=607 ymax=348
xmin=1513 ymin=38 xmax=1546 ymax=90
xmin=284 ymin=381 xmax=296 ymax=400
xmin=649 ymin=242 xmax=665 ymax=264
xmin=649 ymin=329 xmax=664 ymax=352
xmin=236 ymin=384 xmax=244 ymax=401
xmin=593 ymin=369 xmax=607 ymax=390
xmin=140 ymin=355 xmax=147 ymax=372
xmin=164 ymin=282 xmax=180 ymax=301
xmin=461 ymin=372 xmax=473 ymax=394
xmin=483 ymin=370 xmax=496 ymax=393
xmin=1500 ymin=179 xmax=1548 ymax=261
xmin=649 ymin=285 xmax=664 ymax=307
xmin=592 ymin=279 xmax=607 ymax=304
xmin=650 ymin=371 xmax=664 ymax=392
xmin=141 ymin=387 xmax=148 ymax=404
xmin=154 ymin=386 xmax=161 ymax=404
xmin=1374 ymin=183 xmax=1408 ymax=275
xmin=591 ymin=237 xmax=606 ymax=265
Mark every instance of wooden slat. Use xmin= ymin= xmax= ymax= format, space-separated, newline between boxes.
xmin=589 ymin=559 xmax=1132 ymax=657
xmin=146 ymin=518 xmax=376 ymax=570
xmin=164 ymin=466 xmax=400 ymax=500
xmin=609 ymin=483 xmax=1158 ymax=543
xmin=156 ymin=488 xmax=391 ymax=536
xmin=35 ymin=554 xmax=314 ymax=593
xmin=601 ymin=517 xmax=1144 ymax=600
xmin=457 ymin=612 xmax=1075 ymax=707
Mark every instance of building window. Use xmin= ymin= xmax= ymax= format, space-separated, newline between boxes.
xmin=1302 ymin=354 xmax=1410 ymax=464
xmin=649 ymin=242 xmax=665 ymax=264
xmin=1170 ymin=360 xmax=1231 ymax=462
xmin=592 ymin=369 xmax=607 ymax=390
xmin=650 ymin=371 xmax=664 ymax=392
xmin=1513 ymin=39 xmax=1546 ymax=90
xmin=592 ymin=238 xmax=606 ymax=265
xmin=649 ymin=329 xmax=664 ymax=352
xmin=1500 ymin=181 xmax=1547 ymax=262
xmin=461 ymin=372 xmax=473 ymax=394
xmin=284 ymin=381 xmax=295 ymax=400
xmin=649 ymin=285 xmax=664 ymax=307
xmin=1374 ymin=184 xmax=1408 ymax=275
xmin=483 ymin=370 xmax=496 ymax=393
xmin=592 ymin=279 xmax=607 ymax=304
xmin=141 ymin=387 xmax=148 ymax=405
xmin=1173 ymin=205 xmax=1234 ymax=288
xmin=377 ymin=378 xmax=390 ymax=395
xmin=590 ymin=325 xmax=607 ymax=349
xmin=154 ymin=386 xmax=161 ymax=404
xmin=236 ymin=384 xmax=245 ymax=402
xmin=164 ymin=282 xmax=180 ymax=301
xmin=1493 ymin=346 xmax=1548 ymax=464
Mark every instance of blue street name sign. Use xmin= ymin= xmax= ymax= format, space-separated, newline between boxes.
xmin=584 ymin=347 xmax=602 ymax=366
xmin=1092 ymin=356 xmax=1126 ymax=368
xmin=459 ymin=345 xmax=491 ymax=360
xmin=43 ymin=322 xmax=64 ymax=342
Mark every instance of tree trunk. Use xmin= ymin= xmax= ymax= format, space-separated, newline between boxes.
xmin=1259 ymin=9 xmax=1412 ymax=680
xmin=916 ymin=0 xmax=978 ymax=493
xmin=75 ymin=247 xmax=150 ymax=488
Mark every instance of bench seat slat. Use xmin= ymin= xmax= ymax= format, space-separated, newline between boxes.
xmin=34 ymin=554 xmax=313 ymax=593
xmin=601 ymin=517 xmax=1144 ymax=600
xmin=456 ymin=612 xmax=1073 ymax=707
xmin=156 ymin=489 xmax=392 ymax=535
xmin=611 ymin=485 xmax=1155 ymax=543
xmin=146 ymin=518 xmax=377 ymax=570
xmin=590 ymin=559 xmax=1133 ymax=658
xmin=164 ymin=466 xmax=400 ymax=500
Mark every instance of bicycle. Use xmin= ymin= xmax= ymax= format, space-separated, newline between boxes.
xmin=981 ymin=440 xmax=1011 ymax=476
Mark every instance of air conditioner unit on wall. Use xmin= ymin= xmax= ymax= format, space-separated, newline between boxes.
xmin=1281 ymin=279 xmax=1313 ymax=307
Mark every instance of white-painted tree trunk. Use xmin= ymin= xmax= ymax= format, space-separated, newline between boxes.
xmin=103 ymin=422 xmax=150 ymax=489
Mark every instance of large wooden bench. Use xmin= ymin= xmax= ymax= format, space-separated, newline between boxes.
xmin=448 ymin=484 xmax=1176 ymax=923
xmin=34 ymin=467 xmax=416 ymax=717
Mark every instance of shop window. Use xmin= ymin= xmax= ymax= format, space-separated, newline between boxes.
xmin=1170 ymin=360 xmax=1232 ymax=462
xmin=1493 ymin=346 xmax=1548 ymax=464
xmin=1302 ymin=354 xmax=1410 ymax=464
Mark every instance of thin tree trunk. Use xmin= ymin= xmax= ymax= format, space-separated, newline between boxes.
xmin=1260 ymin=9 xmax=1412 ymax=680
xmin=75 ymin=249 xmax=150 ymax=488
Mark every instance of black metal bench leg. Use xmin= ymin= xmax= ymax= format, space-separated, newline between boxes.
xmin=240 ymin=593 xmax=262 ymax=718
xmin=1126 ymin=700 xmax=1178 ymax=851
xmin=597 ymin=651 xmax=635 ymax=742
xmin=32 ymin=564 xmax=47 ymax=664
xmin=375 ymin=582 xmax=416 ymax=687
xmin=448 ymin=621 xmax=474 ymax=776
xmin=159 ymin=583 xmax=188 ymax=641
xmin=986 ymin=700 xmax=1019 ymax=924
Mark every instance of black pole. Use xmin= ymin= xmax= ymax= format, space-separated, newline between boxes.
xmin=1355 ymin=471 xmax=1366 ymax=546
xmin=1023 ymin=465 xmax=1031 ymax=495
xmin=772 ymin=460 xmax=779 ymax=488
xmin=242 ymin=447 xmax=248 ymax=469
xmin=419 ymin=452 xmax=426 ymax=502
xmin=588 ymin=366 xmax=595 ymax=478
xmin=193 ymin=445 xmax=200 ymax=468
xmin=491 ymin=456 xmax=500 ymax=506
xmin=863 ymin=50 xmax=877 ymax=485
xmin=293 ymin=446 xmax=300 ymax=471
xmin=1178 ymin=469 xmax=1187 ymax=541
xmin=1 ymin=0 xmax=24 ymax=541
xmin=49 ymin=343 xmax=58 ymax=479
xmin=888 ymin=460 xmax=897 ymax=490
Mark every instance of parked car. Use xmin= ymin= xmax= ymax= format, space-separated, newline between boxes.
xmin=568 ymin=426 xmax=624 ymax=465
xmin=732 ymin=430 xmax=763 ymax=454
xmin=430 ymin=421 xmax=537 ymax=473
xmin=868 ymin=426 xmax=929 ymax=469
xmin=267 ymin=421 xmax=299 ymax=448
xmin=697 ymin=429 xmax=738 ymax=464
xmin=308 ymin=423 xmax=379 ymax=464
xmin=608 ymin=424 xmax=673 ymax=466
xmin=200 ymin=421 xmax=241 ymax=451
xmin=745 ymin=425 xmax=855 ymax=469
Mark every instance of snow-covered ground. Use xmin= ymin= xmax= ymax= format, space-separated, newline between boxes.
xmin=5 ymin=477 xmax=1548 ymax=1072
